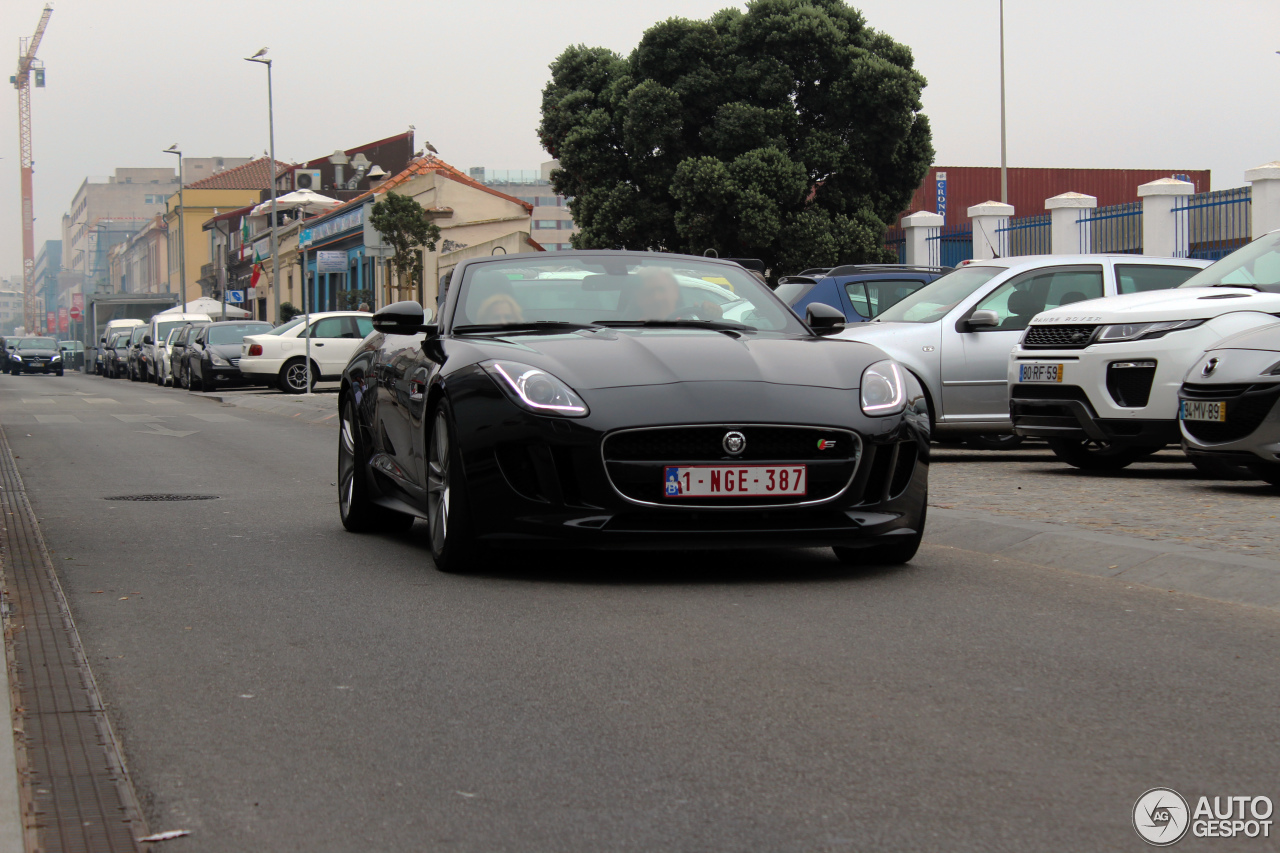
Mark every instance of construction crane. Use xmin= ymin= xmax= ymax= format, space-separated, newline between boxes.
xmin=14 ymin=4 xmax=52 ymax=334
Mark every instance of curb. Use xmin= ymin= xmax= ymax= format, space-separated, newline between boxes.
xmin=927 ymin=507 xmax=1280 ymax=612
xmin=193 ymin=391 xmax=339 ymax=425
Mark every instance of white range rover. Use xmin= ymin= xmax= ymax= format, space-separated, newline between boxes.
xmin=1008 ymin=231 xmax=1280 ymax=470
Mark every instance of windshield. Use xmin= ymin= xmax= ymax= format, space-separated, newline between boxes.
xmin=265 ymin=317 xmax=305 ymax=336
xmin=129 ymin=328 xmax=147 ymax=344
xmin=208 ymin=323 xmax=273 ymax=345
xmin=874 ymin=266 xmax=1005 ymax=323
xmin=18 ymin=338 xmax=55 ymax=350
xmin=1179 ymin=232 xmax=1280 ymax=291
xmin=155 ymin=320 xmax=191 ymax=341
xmin=450 ymin=257 xmax=804 ymax=333
xmin=774 ymin=280 xmax=816 ymax=305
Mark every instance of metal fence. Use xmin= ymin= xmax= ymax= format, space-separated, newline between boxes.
xmin=1078 ymin=202 xmax=1142 ymax=254
xmin=996 ymin=214 xmax=1051 ymax=256
xmin=1172 ymin=186 xmax=1251 ymax=262
xmin=925 ymin=224 xmax=973 ymax=267
xmin=883 ymin=227 xmax=905 ymax=263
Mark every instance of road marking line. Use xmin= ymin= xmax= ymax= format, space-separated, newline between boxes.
xmin=188 ymin=413 xmax=246 ymax=423
xmin=33 ymin=415 xmax=81 ymax=424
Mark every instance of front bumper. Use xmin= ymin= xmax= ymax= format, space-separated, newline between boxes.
xmin=1179 ymin=380 xmax=1280 ymax=464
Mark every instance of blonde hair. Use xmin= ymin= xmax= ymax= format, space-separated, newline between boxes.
xmin=475 ymin=293 xmax=523 ymax=323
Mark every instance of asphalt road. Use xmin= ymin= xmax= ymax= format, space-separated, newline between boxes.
xmin=3 ymin=371 xmax=1279 ymax=852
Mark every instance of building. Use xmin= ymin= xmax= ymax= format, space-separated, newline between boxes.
xmin=58 ymin=159 xmax=249 ymax=309
xmin=0 ymin=286 xmax=22 ymax=334
xmin=167 ymin=157 xmax=290 ymax=315
xmin=469 ymin=160 xmax=576 ymax=249
xmin=266 ymin=153 xmax=541 ymax=314
xmin=32 ymin=241 xmax=61 ymax=322
xmin=898 ymin=166 xmax=1212 ymax=226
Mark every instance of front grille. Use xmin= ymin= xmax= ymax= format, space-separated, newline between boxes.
xmin=1022 ymin=325 xmax=1100 ymax=349
xmin=603 ymin=425 xmax=860 ymax=507
xmin=1181 ymin=383 xmax=1252 ymax=399
xmin=1106 ymin=363 xmax=1156 ymax=408
xmin=1182 ymin=384 xmax=1280 ymax=444
xmin=604 ymin=425 xmax=857 ymax=462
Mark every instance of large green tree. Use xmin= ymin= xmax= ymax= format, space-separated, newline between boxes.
xmin=538 ymin=0 xmax=933 ymax=273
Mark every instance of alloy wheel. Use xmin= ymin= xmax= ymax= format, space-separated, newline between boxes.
xmin=285 ymin=362 xmax=311 ymax=393
xmin=426 ymin=410 xmax=451 ymax=554
xmin=338 ymin=411 xmax=357 ymax=520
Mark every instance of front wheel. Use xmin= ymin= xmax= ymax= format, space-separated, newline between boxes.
xmin=426 ymin=400 xmax=480 ymax=573
xmin=279 ymin=359 xmax=316 ymax=394
xmin=55 ymin=369 xmax=63 ymax=377
xmin=1189 ymin=454 xmax=1255 ymax=480
xmin=1246 ymin=460 xmax=1280 ymax=487
xmin=833 ymin=504 xmax=926 ymax=566
xmin=338 ymin=397 xmax=415 ymax=533
xmin=1046 ymin=437 xmax=1162 ymax=471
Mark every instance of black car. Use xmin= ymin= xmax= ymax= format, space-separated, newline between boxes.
xmin=104 ymin=331 xmax=132 ymax=378
xmin=125 ymin=326 xmax=148 ymax=381
xmin=169 ymin=322 xmax=208 ymax=389
xmin=0 ymin=336 xmax=16 ymax=374
xmin=10 ymin=336 xmax=63 ymax=375
xmin=186 ymin=321 xmax=273 ymax=391
xmin=338 ymin=251 xmax=929 ymax=573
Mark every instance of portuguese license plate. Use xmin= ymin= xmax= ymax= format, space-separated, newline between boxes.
xmin=1019 ymin=363 xmax=1064 ymax=383
xmin=663 ymin=465 xmax=807 ymax=498
xmin=1180 ymin=400 xmax=1227 ymax=422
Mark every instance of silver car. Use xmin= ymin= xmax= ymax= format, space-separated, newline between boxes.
xmin=834 ymin=255 xmax=1209 ymax=444
xmin=1180 ymin=323 xmax=1280 ymax=484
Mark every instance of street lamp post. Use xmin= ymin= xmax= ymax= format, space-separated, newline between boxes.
xmin=245 ymin=49 xmax=280 ymax=324
xmin=999 ymin=0 xmax=1008 ymax=204
xmin=163 ymin=144 xmax=187 ymax=307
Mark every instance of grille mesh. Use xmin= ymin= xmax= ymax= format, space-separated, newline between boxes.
xmin=604 ymin=426 xmax=856 ymax=462
xmin=1023 ymin=325 xmax=1100 ymax=349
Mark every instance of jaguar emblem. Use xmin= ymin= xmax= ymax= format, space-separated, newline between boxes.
xmin=722 ymin=431 xmax=746 ymax=456
xmin=1202 ymin=357 xmax=1219 ymax=377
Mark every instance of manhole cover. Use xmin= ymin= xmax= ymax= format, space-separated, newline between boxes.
xmin=103 ymin=494 xmax=220 ymax=502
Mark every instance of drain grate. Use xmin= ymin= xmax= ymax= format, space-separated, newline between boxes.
xmin=103 ymin=494 xmax=219 ymax=502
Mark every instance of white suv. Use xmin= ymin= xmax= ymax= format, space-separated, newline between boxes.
xmin=239 ymin=311 xmax=375 ymax=393
xmin=1008 ymin=232 xmax=1280 ymax=469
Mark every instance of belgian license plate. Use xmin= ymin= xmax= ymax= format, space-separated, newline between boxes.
xmin=1019 ymin=363 xmax=1064 ymax=383
xmin=663 ymin=465 xmax=807 ymax=498
xmin=1181 ymin=400 xmax=1227 ymax=422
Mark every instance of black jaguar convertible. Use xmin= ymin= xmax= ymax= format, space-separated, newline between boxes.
xmin=339 ymin=251 xmax=929 ymax=572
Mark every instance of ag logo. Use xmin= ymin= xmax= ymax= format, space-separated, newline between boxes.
xmin=1202 ymin=357 xmax=1219 ymax=377
xmin=1134 ymin=788 xmax=1190 ymax=846
xmin=722 ymin=430 xmax=746 ymax=456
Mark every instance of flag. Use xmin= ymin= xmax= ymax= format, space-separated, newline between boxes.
xmin=250 ymin=263 xmax=262 ymax=288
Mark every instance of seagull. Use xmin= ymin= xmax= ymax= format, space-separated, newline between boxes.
xmin=251 ymin=47 xmax=269 ymax=59
xmin=424 ymin=140 xmax=439 ymax=155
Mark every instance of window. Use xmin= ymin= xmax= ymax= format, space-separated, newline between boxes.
xmin=844 ymin=279 xmax=926 ymax=319
xmin=1117 ymin=264 xmax=1201 ymax=294
xmin=774 ymin=281 xmax=815 ymax=305
xmin=354 ymin=316 xmax=374 ymax=337
xmin=971 ymin=266 xmax=1104 ymax=332
xmin=876 ymin=266 xmax=1004 ymax=324
xmin=307 ymin=317 xmax=346 ymax=339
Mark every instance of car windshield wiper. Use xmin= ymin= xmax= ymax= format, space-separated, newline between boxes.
xmin=452 ymin=321 xmax=603 ymax=335
xmin=1209 ymin=282 xmax=1261 ymax=290
xmin=593 ymin=319 xmax=755 ymax=333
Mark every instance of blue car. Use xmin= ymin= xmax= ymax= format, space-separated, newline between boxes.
xmin=775 ymin=264 xmax=951 ymax=324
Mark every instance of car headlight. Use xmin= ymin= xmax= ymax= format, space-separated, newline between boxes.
xmin=861 ymin=359 xmax=906 ymax=416
xmin=483 ymin=360 xmax=588 ymax=417
xmin=1096 ymin=319 xmax=1205 ymax=342
xmin=209 ymin=352 xmax=230 ymax=366
xmin=51 ymin=354 xmax=60 ymax=362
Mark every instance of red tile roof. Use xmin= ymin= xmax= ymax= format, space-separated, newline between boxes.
xmin=185 ymin=157 xmax=293 ymax=190
xmin=328 ymin=155 xmax=535 ymax=215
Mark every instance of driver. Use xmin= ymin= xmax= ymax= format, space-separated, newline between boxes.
xmin=634 ymin=268 xmax=722 ymax=320
xmin=475 ymin=293 xmax=524 ymax=325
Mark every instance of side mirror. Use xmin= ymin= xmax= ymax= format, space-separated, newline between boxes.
xmin=966 ymin=309 xmax=1000 ymax=329
xmin=100 ymin=337 xmax=107 ymax=344
xmin=143 ymin=335 xmax=153 ymax=345
xmin=372 ymin=300 xmax=435 ymax=335
xmin=805 ymin=302 xmax=846 ymax=336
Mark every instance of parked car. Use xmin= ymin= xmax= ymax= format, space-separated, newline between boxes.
xmin=10 ymin=336 xmax=63 ymax=375
xmin=240 ymin=311 xmax=375 ymax=394
xmin=1009 ymin=234 xmax=1280 ymax=470
xmin=835 ymin=255 xmax=1209 ymax=447
xmin=169 ymin=322 xmax=211 ymax=389
xmin=124 ymin=326 xmax=149 ymax=381
xmin=186 ymin=321 xmax=273 ymax=391
xmin=338 ymin=251 xmax=929 ymax=572
xmin=95 ymin=319 xmax=146 ymax=376
xmin=141 ymin=312 xmax=210 ymax=385
xmin=59 ymin=340 xmax=85 ymax=370
xmin=0 ymin=336 xmax=18 ymax=374
xmin=775 ymin=265 xmax=951 ymax=324
xmin=104 ymin=330 xmax=133 ymax=378
xmin=1179 ymin=323 xmax=1280 ymax=484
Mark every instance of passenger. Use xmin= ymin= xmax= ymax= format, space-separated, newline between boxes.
xmin=475 ymin=293 xmax=524 ymax=325
xmin=634 ymin=268 xmax=722 ymax=320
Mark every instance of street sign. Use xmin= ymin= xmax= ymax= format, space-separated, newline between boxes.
xmin=71 ymin=292 xmax=84 ymax=311
xmin=69 ymin=305 xmax=82 ymax=322
xmin=316 ymin=251 xmax=347 ymax=274
xmin=299 ymin=228 xmax=313 ymax=247
xmin=58 ymin=307 xmax=68 ymax=333
xmin=935 ymin=171 xmax=947 ymax=221
xmin=227 ymin=290 xmax=245 ymax=303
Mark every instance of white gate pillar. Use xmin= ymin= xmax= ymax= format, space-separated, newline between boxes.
xmin=1045 ymin=192 xmax=1097 ymax=255
xmin=901 ymin=211 xmax=943 ymax=266
xmin=1137 ymin=178 xmax=1194 ymax=257
xmin=967 ymin=201 xmax=1014 ymax=260
xmin=1245 ymin=161 xmax=1280 ymax=239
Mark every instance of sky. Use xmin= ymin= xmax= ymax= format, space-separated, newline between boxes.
xmin=0 ymin=0 xmax=1277 ymax=276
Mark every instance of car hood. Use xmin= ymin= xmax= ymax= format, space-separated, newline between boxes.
xmin=451 ymin=329 xmax=884 ymax=390
xmin=832 ymin=320 xmax=936 ymax=352
xmin=211 ymin=343 xmax=242 ymax=358
xmin=1031 ymin=287 xmax=1280 ymax=325
xmin=1206 ymin=322 xmax=1280 ymax=353
xmin=17 ymin=349 xmax=58 ymax=357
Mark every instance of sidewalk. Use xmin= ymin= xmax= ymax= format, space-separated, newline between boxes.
xmin=195 ymin=385 xmax=340 ymax=425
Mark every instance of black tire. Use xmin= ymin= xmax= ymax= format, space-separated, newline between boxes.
xmin=1045 ymin=437 xmax=1162 ymax=471
xmin=833 ymin=503 xmax=926 ymax=566
xmin=1189 ymin=454 xmax=1255 ymax=480
xmin=1246 ymin=460 xmax=1280 ymax=487
xmin=55 ymin=369 xmax=63 ymax=377
xmin=179 ymin=365 xmax=189 ymax=389
xmin=966 ymin=434 xmax=1025 ymax=451
xmin=278 ymin=358 xmax=316 ymax=394
xmin=189 ymin=363 xmax=202 ymax=391
xmin=338 ymin=397 xmax=415 ymax=533
xmin=426 ymin=399 xmax=480 ymax=573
